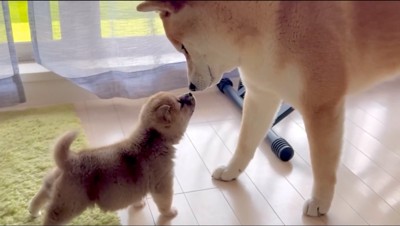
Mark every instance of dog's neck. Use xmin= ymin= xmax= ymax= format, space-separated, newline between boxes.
xmin=137 ymin=127 xmax=165 ymax=148
xmin=115 ymin=127 xmax=176 ymax=162
xmin=126 ymin=126 xmax=182 ymax=150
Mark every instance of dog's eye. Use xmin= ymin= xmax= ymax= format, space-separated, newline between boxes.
xmin=181 ymin=44 xmax=189 ymax=55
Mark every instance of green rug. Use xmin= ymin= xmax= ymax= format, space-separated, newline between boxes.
xmin=0 ymin=104 xmax=120 ymax=225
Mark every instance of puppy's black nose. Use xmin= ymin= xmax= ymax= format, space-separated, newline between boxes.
xmin=179 ymin=93 xmax=195 ymax=106
xmin=189 ymin=83 xmax=196 ymax=91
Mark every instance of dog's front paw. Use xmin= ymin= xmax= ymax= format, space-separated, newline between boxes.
xmin=303 ymin=198 xmax=329 ymax=217
xmin=161 ymin=207 xmax=178 ymax=218
xmin=212 ymin=165 xmax=240 ymax=181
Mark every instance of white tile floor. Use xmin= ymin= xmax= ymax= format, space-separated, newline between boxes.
xmin=3 ymin=76 xmax=400 ymax=225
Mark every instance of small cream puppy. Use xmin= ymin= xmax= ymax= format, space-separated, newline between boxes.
xmin=28 ymin=92 xmax=196 ymax=225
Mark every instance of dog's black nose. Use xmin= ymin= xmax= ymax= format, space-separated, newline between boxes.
xmin=189 ymin=83 xmax=196 ymax=91
xmin=188 ymin=92 xmax=192 ymax=97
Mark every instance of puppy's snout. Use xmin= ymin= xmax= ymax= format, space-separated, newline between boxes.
xmin=179 ymin=93 xmax=195 ymax=106
xmin=189 ymin=83 xmax=197 ymax=91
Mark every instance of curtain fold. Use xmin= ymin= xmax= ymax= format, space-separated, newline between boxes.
xmin=28 ymin=1 xmax=238 ymax=99
xmin=0 ymin=1 xmax=26 ymax=108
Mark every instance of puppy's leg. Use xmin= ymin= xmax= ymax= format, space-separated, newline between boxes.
xmin=29 ymin=186 xmax=49 ymax=217
xmin=133 ymin=197 xmax=146 ymax=208
xmin=43 ymin=185 xmax=88 ymax=225
xmin=29 ymin=168 xmax=61 ymax=217
xmin=302 ymin=100 xmax=344 ymax=216
xmin=150 ymin=176 xmax=177 ymax=217
xmin=212 ymin=89 xmax=281 ymax=181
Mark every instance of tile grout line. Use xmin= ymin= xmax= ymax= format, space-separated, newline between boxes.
xmin=184 ymin=123 xmax=243 ymax=224
xmin=209 ymin=121 xmax=285 ymax=225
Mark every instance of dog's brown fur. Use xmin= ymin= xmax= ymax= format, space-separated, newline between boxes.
xmin=28 ymin=92 xmax=195 ymax=225
xmin=137 ymin=1 xmax=400 ymax=217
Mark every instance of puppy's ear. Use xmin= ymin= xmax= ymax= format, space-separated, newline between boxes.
xmin=156 ymin=104 xmax=172 ymax=124
xmin=137 ymin=1 xmax=186 ymax=14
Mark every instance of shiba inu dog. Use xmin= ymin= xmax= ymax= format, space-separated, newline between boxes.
xmin=29 ymin=92 xmax=196 ymax=225
xmin=137 ymin=1 xmax=400 ymax=217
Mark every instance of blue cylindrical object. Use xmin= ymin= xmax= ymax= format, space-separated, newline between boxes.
xmin=266 ymin=129 xmax=294 ymax=161
xmin=216 ymin=78 xmax=294 ymax=162
xmin=270 ymin=137 xmax=294 ymax=161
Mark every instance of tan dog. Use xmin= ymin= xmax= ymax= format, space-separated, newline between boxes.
xmin=28 ymin=92 xmax=196 ymax=225
xmin=137 ymin=1 xmax=400 ymax=217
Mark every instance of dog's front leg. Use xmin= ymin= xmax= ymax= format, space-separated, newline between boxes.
xmin=151 ymin=176 xmax=177 ymax=218
xmin=212 ymin=89 xmax=281 ymax=181
xmin=132 ymin=197 xmax=146 ymax=208
xmin=302 ymin=100 xmax=345 ymax=216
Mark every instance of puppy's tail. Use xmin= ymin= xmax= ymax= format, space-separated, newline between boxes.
xmin=54 ymin=130 xmax=78 ymax=170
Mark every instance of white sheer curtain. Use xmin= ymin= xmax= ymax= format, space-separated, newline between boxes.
xmin=0 ymin=1 xmax=238 ymax=106
xmin=0 ymin=1 xmax=25 ymax=108
xmin=28 ymin=1 xmax=191 ymax=99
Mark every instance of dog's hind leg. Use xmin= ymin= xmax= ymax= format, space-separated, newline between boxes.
xmin=42 ymin=184 xmax=88 ymax=225
xmin=29 ymin=168 xmax=61 ymax=217
xmin=302 ymin=99 xmax=345 ymax=217
xmin=212 ymin=89 xmax=281 ymax=181
xmin=29 ymin=186 xmax=50 ymax=217
xmin=43 ymin=200 xmax=87 ymax=225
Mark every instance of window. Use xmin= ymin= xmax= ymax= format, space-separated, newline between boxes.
xmin=100 ymin=1 xmax=164 ymax=38
xmin=9 ymin=1 xmax=61 ymax=42
xmin=9 ymin=1 xmax=166 ymax=40
xmin=8 ymin=1 xmax=33 ymax=62
xmin=8 ymin=1 xmax=165 ymax=63
xmin=9 ymin=1 xmax=30 ymax=42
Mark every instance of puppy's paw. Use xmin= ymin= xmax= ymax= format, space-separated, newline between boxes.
xmin=133 ymin=199 xmax=146 ymax=208
xmin=212 ymin=165 xmax=240 ymax=181
xmin=28 ymin=208 xmax=41 ymax=218
xmin=161 ymin=207 xmax=178 ymax=218
xmin=303 ymin=198 xmax=329 ymax=217
xmin=28 ymin=202 xmax=41 ymax=218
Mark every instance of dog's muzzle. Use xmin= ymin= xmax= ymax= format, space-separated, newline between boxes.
xmin=179 ymin=93 xmax=195 ymax=107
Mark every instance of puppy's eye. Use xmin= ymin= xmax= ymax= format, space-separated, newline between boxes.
xmin=181 ymin=44 xmax=189 ymax=55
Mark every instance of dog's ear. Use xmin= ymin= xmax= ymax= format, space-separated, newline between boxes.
xmin=137 ymin=1 xmax=186 ymax=15
xmin=156 ymin=104 xmax=172 ymax=124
